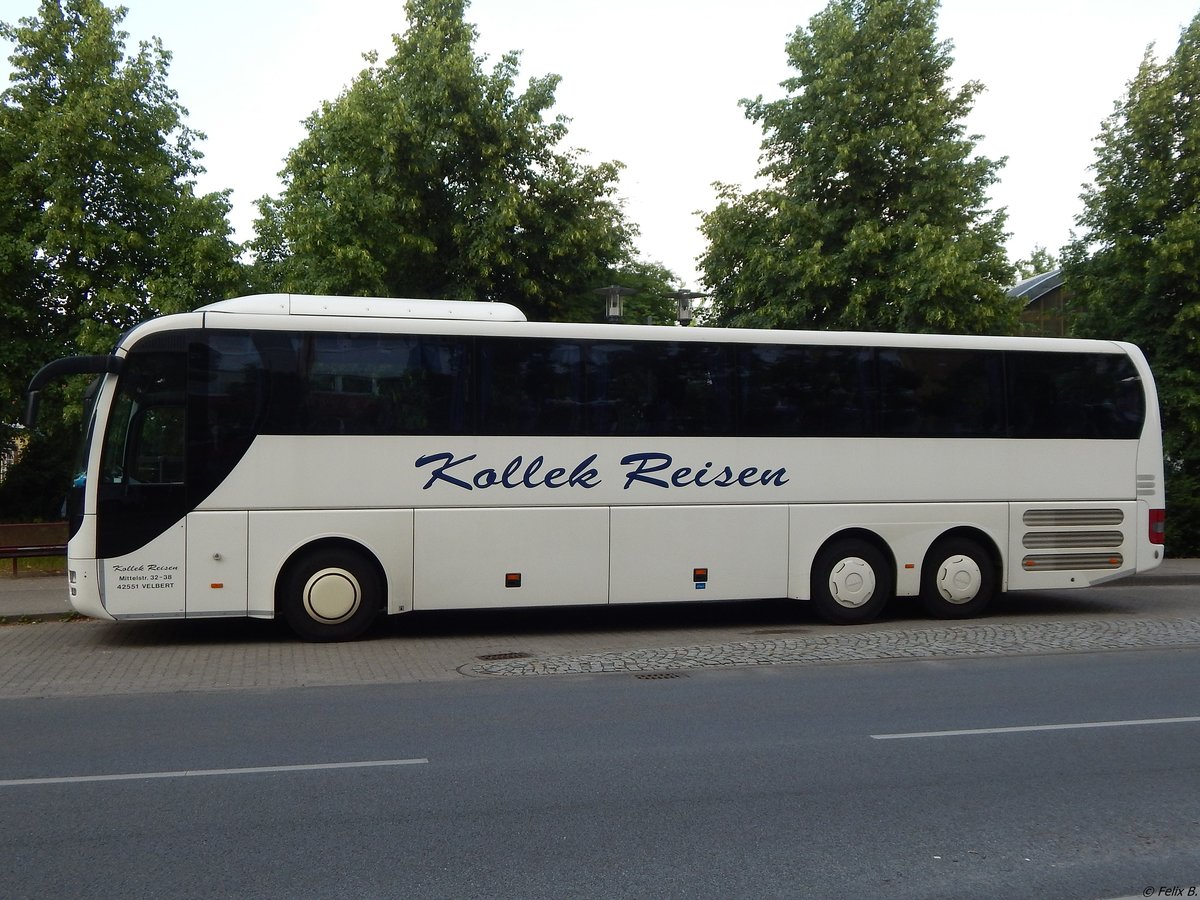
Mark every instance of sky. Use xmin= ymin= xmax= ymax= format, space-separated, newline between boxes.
xmin=2 ymin=0 xmax=1198 ymax=290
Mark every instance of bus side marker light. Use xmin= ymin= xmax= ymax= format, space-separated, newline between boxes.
xmin=505 ymin=573 xmax=522 ymax=588
xmin=210 ymin=583 xmax=224 ymax=589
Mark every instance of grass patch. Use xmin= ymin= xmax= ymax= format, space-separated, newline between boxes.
xmin=0 ymin=556 xmax=67 ymax=578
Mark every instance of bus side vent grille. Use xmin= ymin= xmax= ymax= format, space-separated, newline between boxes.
xmin=1137 ymin=475 xmax=1157 ymax=497
xmin=1022 ymin=508 xmax=1124 ymax=527
xmin=1023 ymin=531 xmax=1124 ymax=549
xmin=1022 ymin=553 xmax=1124 ymax=571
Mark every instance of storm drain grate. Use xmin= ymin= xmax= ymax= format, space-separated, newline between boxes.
xmin=476 ymin=651 xmax=534 ymax=661
xmin=746 ymin=629 xmax=810 ymax=636
xmin=634 ymin=672 xmax=688 ymax=680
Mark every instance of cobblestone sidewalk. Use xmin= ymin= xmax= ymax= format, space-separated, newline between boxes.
xmin=469 ymin=616 xmax=1200 ymax=677
xmin=3 ymin=612 xmax=1199 ymax=699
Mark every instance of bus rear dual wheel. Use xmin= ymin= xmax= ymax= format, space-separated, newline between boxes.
xmin=811 ymin=536 xmax=996 ymax=624
xmin=279 ymin=546 xmax=383 ymax=642
xmin=919 ymin=537 xmax=997 ymax=619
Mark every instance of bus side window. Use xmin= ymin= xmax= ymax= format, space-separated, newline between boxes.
xmin=585 ymin=341 xmax=734 ymax=437
xmin=738 ymin=344 xmax=875 ymax=437
xmin=878 ymin=348 xmax=1004 ymax=438
xmin=129 ymin=405 xmax=185 ymax=483
xmin=293 ymin=333 xmax=472 ymax=436
xmin=188 ymin=334 xmax=268 ymax=498
xmin=477 ymin=338 xmax=583 ymax=435
xmin=1006 ymin=351 xmax=1144 ymax=439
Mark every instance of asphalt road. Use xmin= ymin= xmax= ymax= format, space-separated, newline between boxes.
xmin=1 ymin=645 xmax=1197 ymax=899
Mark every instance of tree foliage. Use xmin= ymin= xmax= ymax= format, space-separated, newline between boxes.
xmin=1014 ymin=245 xmax=1059 ymax=280
xmin=699 ymin=0 xmax=1016 ymax=334
xmin=0 ymin=0 xmax=242 ymax=517
xmin=252 ymin=0 xmax=664 ymax=323
xmin=1063 ymin=14 xmax=1200 ymax=554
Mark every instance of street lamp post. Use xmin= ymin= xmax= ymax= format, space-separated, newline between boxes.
xmin=593 ymin=284 xmax=637 ymax=324
xmin=665 ymin=290 xmax=704 ymax=325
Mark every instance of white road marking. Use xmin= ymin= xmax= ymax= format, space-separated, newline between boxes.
xmin=872 ymin=715 xmax=1200 ymax=740
xmin=0 ymin=757 xmax=429 ymax=787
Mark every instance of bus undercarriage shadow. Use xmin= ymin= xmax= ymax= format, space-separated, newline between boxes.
xmin=82 ymin=586 xmax=1141 ymax=648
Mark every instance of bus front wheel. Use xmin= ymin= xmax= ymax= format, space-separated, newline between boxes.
xmin=810 ymin=538 xmax=892 ymax=625
xmin=280 ymin=546 xmax=382 ymax=642
xmin=920 ymin=538 xmax=996 ymax=619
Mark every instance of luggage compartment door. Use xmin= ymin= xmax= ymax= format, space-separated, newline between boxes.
xmin=611 ymin=505 xmax=789 ymax=603
xmin=414 ymin=507 xmax=609 ymax=610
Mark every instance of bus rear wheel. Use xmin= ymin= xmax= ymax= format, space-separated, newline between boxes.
xmin=920 ymin=537 xmax=996 ymax=619
xmin=280 ymin=546 xmax=382 ymax=642
xmin=811 ymin=538 xmax=892 ymax=625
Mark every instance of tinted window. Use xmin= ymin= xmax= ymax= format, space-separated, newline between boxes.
xmin=586 ymin=341 xmax=734 ymax=436
xmin=296 ymin=333 xmax=471 ymax=435
xmin=199 ymin=328 xmax=1145 ymax=441
xmin=1007 ymin=351 xmax=1144 ymax=439
xmin=878 ymin=348 xmax=1004 ymax=437
xmin=101 ymin=345 xmax=187 ymax=485
xmin=96 ymin=331 xmax=189 ymax=559
xmin=188 ymin=332 xmax=266 ymax=498
xmin=739 ymin=344 xmax=876 ymax=437
xmin=478 ymin=338 xmax=584 ymax=434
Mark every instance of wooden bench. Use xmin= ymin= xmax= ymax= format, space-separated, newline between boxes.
xmin=0 ymin=522 xmax=68 ymax=576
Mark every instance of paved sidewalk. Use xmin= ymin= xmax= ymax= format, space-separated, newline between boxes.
xmin=0 ymin=559 xmax=1197 ymax=698
xmin=2 ymin=558 xmax=1199 ymax=622
xmin=0 ymin=572 xmax=71 ymax=620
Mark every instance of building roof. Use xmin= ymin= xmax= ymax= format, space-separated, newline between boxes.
xmin=1007 ymin=268 xmax=1064 ymax=304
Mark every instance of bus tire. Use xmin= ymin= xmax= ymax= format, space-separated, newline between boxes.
xmin=280 ymin=546 xmax=382 ymax=642
xmin=811 ymin=538 xmax=892 ymax=625
xmin=920 ymin=537 xmax=996 ymax=619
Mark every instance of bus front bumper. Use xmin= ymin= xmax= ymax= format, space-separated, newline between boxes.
xmin=67 ymin=558 xmax=115 ymax=621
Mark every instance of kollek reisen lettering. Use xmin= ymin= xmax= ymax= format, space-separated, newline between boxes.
xmin=414 ymin=451 xmax=789 ymax=492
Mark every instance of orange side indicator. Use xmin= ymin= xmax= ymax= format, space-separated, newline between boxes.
xmin=210 ymin=583 xmax=224 ymax=589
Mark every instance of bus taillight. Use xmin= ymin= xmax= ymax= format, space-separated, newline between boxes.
xmin=1149 ymin=508 xmax=1166 ymax=545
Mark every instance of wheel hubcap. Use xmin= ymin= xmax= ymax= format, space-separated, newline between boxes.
xmin=828 ymin=557 xmax=876 ymax=608
xmin=936 ymin=554 xmax=982 ymax=604
xmin=303 ymin=568 xmax=362 ymax=624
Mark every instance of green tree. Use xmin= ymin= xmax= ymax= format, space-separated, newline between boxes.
xmin=699 ymin=0 xmax=1016 ymax=334
xmin=0 ymin=0 xmax=243 ymax=517
xmin=1063 ymin=15 xmax=1200 ymax=554
xmin=253 ymin=0 xmax=657 ymax=323
xmin=1014 ymin=245 xmax=1059 ymax=280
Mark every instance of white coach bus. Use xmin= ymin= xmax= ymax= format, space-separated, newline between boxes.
xmin=26 ymin=294 xmax=1166 ymax=640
